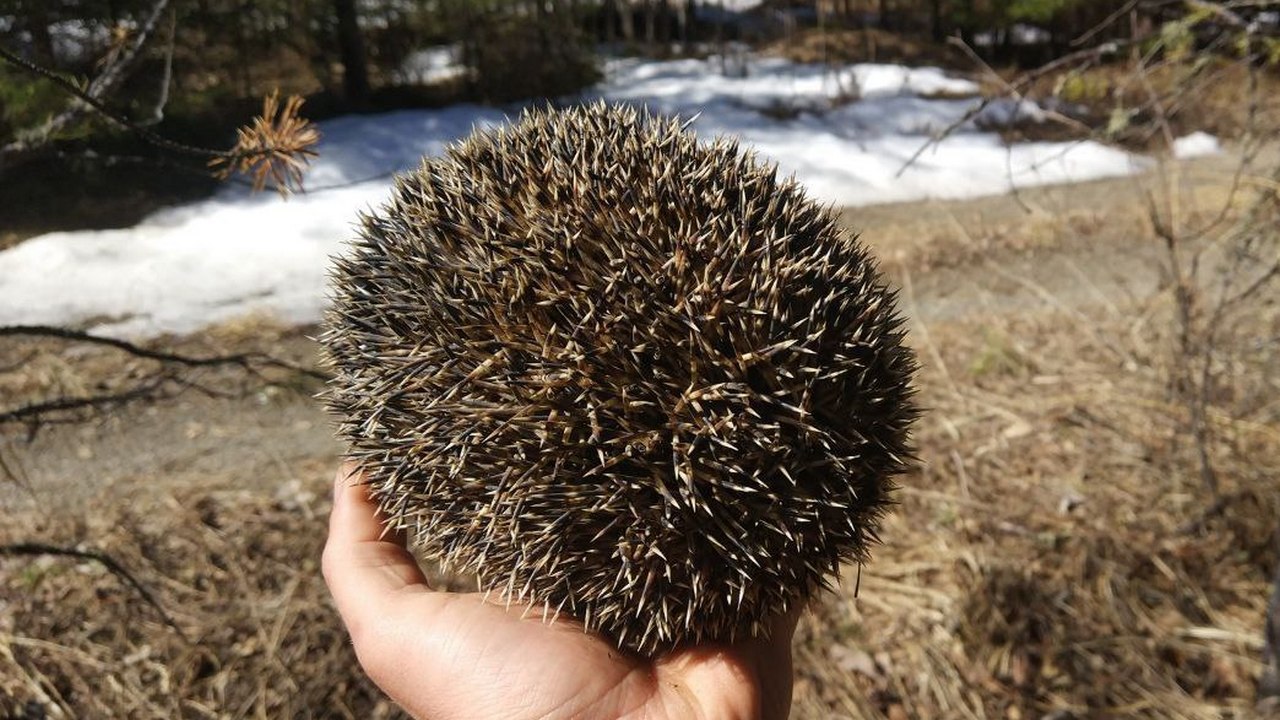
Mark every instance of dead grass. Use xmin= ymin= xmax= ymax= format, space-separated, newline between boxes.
xmin=995 ymin=59 xmax=1280 ymax=151
xmin=0 ymin=484 xmax=404 ymax=719
xmin=1 ymin=175 xmax=1277 ymax=718
xmin=761 ymin=28 xmax=966 ymax=70
xmin=790 ymin=287 xmax=1280 ymax=718
xmin=4 ymin=288 xmax=1275 ymax=719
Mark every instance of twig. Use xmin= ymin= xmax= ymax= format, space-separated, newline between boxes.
xmin=0 ymin=542 xmax=190 ymax=642
xmin=84 ymin=0 xmax=171 ymax=99
xmin=0 ymin=326 xmax=329 ymax=435
xmin=0 ymin=41 xmax=226 ymax=163
xmin=140 ymin=8 xmax=178 ymax=127
xmin=0 ymin=0 xmax=176 ymax=166
xmin=1072 ymin=0 xmax=1139 ymax=47
xmin=0 ymin=325 xmax=329 ymax=381
xmin=896 ymin=35 xmax=1135 ymax=178
xmin=0 ymin=376 xmax=171 ymax=427
xmin=1223 ymin=257 xmax=1280 ymax=308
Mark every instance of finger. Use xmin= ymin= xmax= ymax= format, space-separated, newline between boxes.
xmin=657 ymin=605 xmax=803 ymax=720
xmin=744 ymin=604 xmax=802 ymax=720
xmin=756 ymin=603 xmax=803 ymax=653
xmin=328 ymin=460 xmax=385 ymax=542
xmin=322 ymin=461 xmax=430 ymax=627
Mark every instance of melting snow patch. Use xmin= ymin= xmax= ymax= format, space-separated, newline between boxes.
xmin=394 ymin=45 xmax=467 ymax=85
xmin=0 ymin=55 xmax=1147 ymax=338
xmin=1172 ymin=131 xmax=1221 ymax=159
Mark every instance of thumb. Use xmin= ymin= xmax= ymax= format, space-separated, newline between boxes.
xmin=321 ymin=461 xmax=429 ymax=630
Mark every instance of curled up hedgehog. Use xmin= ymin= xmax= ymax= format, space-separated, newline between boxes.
xmin=321 ymin=102 xmax=918 ymax=656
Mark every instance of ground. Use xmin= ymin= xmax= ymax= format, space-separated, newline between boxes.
xmin=1 ymin=151 xmax=1277 ymax=718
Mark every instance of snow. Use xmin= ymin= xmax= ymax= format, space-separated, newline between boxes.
xmin=1 ymin=54 xmax=1164 ymax=338
xmin=394 ymin=45 xmax=467 ymax=85
xmin=1172 ymin=131 xmax=1221 ymax=159
xmin=48 ymin=19 xmax=117 ymax=64
xmin=0 ymin=106 xmax=506 ymax=338
xmin=693 ymin=0 xmax=764 ymax=22
xmin=974 ymin=24 xmax=1052 ymax=48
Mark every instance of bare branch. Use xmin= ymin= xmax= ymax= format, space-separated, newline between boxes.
xmin=0 ymin=41 xmax=223 ymax=166
xmin=0 ymin=0 xmax=173 ymax=165
xmin=0 ymin=325 xmax=329 ymax=381
xmin=140 ymin=9 xmax=178 ymax=127
xmin=1222 ymin=254 xmax=1280 ymax=308
xmin=896 ymin=34 xmax=1138 ymax=178
xmin=0 ymin=9 xmax=319 ymax=194
xmin=0 ymin=370 xmax=300 ymax=437
xmin=0 ymin=542 xmax=189 ymax=642
xmin=0 ymin=376 xmax=170 ymax=427
xmin=1072 ymin=0 xmax=1139 ymax=47
xmin=0 ymin=325 xmax=329 ymax=436
xmin=85 ymin=0 xmax=172 ymax=98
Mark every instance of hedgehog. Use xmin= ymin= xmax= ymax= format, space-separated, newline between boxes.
xmin=321 ymin=101 xmax=918 ymax=656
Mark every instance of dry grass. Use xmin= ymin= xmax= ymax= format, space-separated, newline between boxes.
xmin=791 ymin=293 xmax=1279 ymax=718
xmin=761 ymin=28 xmax=965 ymax=70
xmin=2 ymin=176 xmax=1277 ymax=718
xmin=995 ymin=59 xmax=1280 ymax=151
xmin=0 ymin=483 xmax=403 ymax=719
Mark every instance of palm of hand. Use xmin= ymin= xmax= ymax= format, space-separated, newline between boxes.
xmin=323 ymin=464 xmax=798 ymax=720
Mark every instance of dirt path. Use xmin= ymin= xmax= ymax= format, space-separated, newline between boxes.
xmin=0 ymin=152 xmax=1246 ymax=513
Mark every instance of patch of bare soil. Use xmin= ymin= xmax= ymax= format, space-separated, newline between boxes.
xmin=2 ymin=152 xmax=1277 ymax=718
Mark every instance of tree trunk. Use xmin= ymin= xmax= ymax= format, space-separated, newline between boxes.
xmin=644 ymin=0 xmax=657 ymax=46
xmin=620 ymin=0 xmax=635 ymax=43
xmin=234 ymin=0 xmax=252 ymax=96
xmin=334 ymin=0 xmax=370 ymax=109
xmin=603 ymin=0 xmax=618 ymax=42
xmin=25 ymin=5 xmax=57 ymax=67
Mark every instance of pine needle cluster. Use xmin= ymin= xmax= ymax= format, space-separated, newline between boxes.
xmin=211 ymin=91 xmax=320 ymax=195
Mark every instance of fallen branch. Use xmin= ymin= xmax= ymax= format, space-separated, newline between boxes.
xmin=0 ymin=326 xmax=330 ymax=436
xmin=0 ymin=325 xmax=329 ymax=381
xmin=0 ymin=377 xmax=169 ymax=427
xmin=0 ymin=542 xmax=189 ymax=642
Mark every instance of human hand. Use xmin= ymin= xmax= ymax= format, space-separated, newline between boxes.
xmin=322 ymin=462 xmax=799 ymax=720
